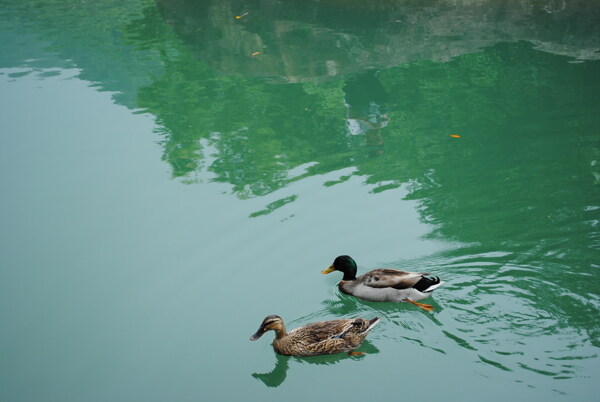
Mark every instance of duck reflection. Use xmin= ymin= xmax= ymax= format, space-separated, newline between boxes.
xmin=343 ymin=71 xmax=390 ymax=158
xmin=252 ymin=354 xmax=289 ymax=388
xmin=252 ymin=340 xmax=379 ymax=388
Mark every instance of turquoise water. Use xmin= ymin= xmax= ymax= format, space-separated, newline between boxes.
xmin=1 ymin=1 xmax=599 ymax=401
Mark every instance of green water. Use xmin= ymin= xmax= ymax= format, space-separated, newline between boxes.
xmin=1 ymin=0 xmax=599 ymax=401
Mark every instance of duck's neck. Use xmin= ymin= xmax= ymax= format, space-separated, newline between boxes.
xmin=340 ymin=258 xmax=358 ymax=280
xmin=273 ymin=326 xmax=287 ymax=340
xmin=342 ymin=271 xmax=357 ymax=281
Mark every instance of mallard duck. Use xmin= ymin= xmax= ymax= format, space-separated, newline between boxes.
xmin=322 ymin=255 xmax=444 ymax=311
xmin=250 ymin=315 xmax=380 ymax=357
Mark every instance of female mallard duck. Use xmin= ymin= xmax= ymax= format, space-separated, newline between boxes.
xmin=322 ymin=255 xmax=444 ymax=311
xmin=250 ymin=315 xmax=379 ymax=357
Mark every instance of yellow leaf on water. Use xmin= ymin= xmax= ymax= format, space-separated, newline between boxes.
xmin=235 ymin=12 xmax=249 ymax=19
xmin=251 ymin=52 xmax=261 ymax=56
xmin=450 ymin=134 xmax=461 ymax=138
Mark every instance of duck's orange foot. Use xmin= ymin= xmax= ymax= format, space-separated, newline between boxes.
xmin=348 ymin=351 xmax=365 ymax=356
xmin=407 ymin=299 xmax=434 ymax=311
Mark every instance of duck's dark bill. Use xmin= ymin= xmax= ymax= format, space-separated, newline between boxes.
xmin=321 ymin=265 xmax=335 ymax=274
xmin=250 ymin=329 xmax=264 ymax=341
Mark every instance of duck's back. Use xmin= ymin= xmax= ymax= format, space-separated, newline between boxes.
xmin=273 ymin=319 xmax=375 ymax=356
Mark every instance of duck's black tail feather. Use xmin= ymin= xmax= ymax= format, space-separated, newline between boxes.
xmin=413 ymin=276 xmax=442 ymax=292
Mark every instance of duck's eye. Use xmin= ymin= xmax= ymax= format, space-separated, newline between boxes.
xmin=374 ymin=276 xmax=379 ymax=281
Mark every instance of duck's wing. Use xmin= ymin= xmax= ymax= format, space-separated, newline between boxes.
xmin=292 ymin=319 xmax=355 ymax=343
xmin=360 ymin=269 xmax=430 ymax=289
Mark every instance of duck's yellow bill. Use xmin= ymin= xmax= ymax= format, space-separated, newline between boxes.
xmin=321 ymin=265 xmax=336 ymax=274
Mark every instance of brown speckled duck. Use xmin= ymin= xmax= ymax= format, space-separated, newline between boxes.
xmin=322 ymin=255 xmax=444 ymax=311
xmin=250 ymin=315 xmax=380 ymax=357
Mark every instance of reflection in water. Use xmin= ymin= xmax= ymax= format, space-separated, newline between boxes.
xmin=133 ymin=39 xmax=600 ymax=209
xmin=249 ymin=195 xmax=298 ymax=218
xmin=157 ymin=0 xmax=600 ymax=81
xmin=133 ymin=0 xmax=600 ymax=207
xmin=344 ymin=72 xmax=389 ymax=157
xmin=252 ymin=341 xmax=380 ymax=388
xmin=415 ymin=244 xmax=598 ymax=381
xmin=252 ymin=354 xmax=289 ymax=388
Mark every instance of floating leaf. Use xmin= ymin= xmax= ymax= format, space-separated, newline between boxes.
xmin=450 ymin=134 xmax=461 ymax=138
xmin=251 ymin=51 xmax=261 ymax=56
xmin=235 ymin=12 xmax=249 ymax=19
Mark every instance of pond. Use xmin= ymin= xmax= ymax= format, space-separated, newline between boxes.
xmin=1 ymin=1 xmax=599 ymax=401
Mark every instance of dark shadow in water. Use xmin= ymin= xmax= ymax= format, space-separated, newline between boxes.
xmin=252 ymin=354 xmax=290 ymax=388
xmin=251 ymin=340 xmax=379 ymax=387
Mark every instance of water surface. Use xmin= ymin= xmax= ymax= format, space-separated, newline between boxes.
xmin=1 ymin=1 xmax=599 ymax=401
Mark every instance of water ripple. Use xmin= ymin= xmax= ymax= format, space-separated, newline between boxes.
xmin=385 ymin=243 xmax=600 ymax=389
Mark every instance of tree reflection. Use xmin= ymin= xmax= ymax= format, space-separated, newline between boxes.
xmin=126 ymin=0 xmax=600 ymax=209
xmin=156 ymin=0 xmax=600 ymax=81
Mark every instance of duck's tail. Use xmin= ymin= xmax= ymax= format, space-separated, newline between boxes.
xmin=414 ymin=276 xmax=444 ymax=293
xmin=363 ymin=317 xmax=380 ymax=334
xmin=339 ymin=317 xmax=380 ymax=339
